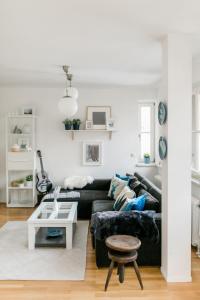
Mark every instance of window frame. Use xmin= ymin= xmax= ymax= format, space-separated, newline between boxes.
xmin=138 ymin=100 xmax=155 ymax=163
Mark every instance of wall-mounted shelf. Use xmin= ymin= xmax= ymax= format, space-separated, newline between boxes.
xmin=66 ymin=129 xmax=117 ymax=140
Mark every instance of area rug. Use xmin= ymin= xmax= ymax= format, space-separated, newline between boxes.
xmin=0 ymin=221 xmax=89 ymax=280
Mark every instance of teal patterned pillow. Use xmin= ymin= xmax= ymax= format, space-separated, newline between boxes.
xmin=113 ymin=186 xmax=135 ymax=211
xmin=108 ymin=177 xmax=128 ymax=200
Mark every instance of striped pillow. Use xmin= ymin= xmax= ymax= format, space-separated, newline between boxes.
xmin=108 ymin=176 xmax=128 ymax=200
xmin=113 ymin=186 xmax=135 ymax=211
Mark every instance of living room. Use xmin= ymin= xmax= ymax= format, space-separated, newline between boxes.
xmin=0 ymin=1 xmax=200 ymax=299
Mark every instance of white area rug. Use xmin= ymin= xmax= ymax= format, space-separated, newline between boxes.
xmin=0 ymin=221 xmax=89 ymax=280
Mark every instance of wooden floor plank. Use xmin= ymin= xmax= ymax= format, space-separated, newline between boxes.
xmin=0 ymin=203 xmax=199 ymax=300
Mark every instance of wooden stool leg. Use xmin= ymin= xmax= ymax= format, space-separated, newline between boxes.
xmin=133 ymin=261 xmax=143 ymax=290
xmin=105 ymin=260 xmax=114 ymax=291
xmin=118 ymin=264 xmax=125 ymax=283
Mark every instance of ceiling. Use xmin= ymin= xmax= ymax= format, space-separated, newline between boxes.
xmin=1 ymin=0 xmax=200 ymax=87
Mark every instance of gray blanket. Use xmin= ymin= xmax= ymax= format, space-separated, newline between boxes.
xmin=91 ymin=210 xmax=159 ymax=243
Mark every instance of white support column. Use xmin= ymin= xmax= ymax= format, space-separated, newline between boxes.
xmin=160 ymin=34 xmax=192 ymax=282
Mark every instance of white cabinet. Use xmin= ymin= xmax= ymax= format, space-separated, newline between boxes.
xmin=6 ymin=115 xmax=37 ymax=207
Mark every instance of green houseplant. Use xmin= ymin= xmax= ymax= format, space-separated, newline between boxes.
xmin=25 ymin=174 xmax=33 ymax=187
xmin=72 ymin=119 xmax=81 ymax=130
xmin=144 ymin=153 xmax=150 ymax=164
xmin=17 ymin=178 xmax=25 ymax=188
xmin=63 ymin=119 xmax=72 ymax=130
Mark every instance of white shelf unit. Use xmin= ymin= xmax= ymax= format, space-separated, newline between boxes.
xmin=66 ymin=129 xmax=117 ymax=140
xmin=6 ymin=115 xmax=37 ymax=207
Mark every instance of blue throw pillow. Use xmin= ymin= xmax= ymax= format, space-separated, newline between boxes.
xmin=116 ymin=174 xmax=130 ymax=181
xmin=122 ymin=194 xmax=146 ymax=211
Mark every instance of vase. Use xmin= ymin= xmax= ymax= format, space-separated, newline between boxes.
xmin=18 ymin=183 xmax=24 ymax=188
xmin=144 ymin=156 xmax=150 ymax=164
xmin=65 ymin=124 xmax=72 ymax=130
xmin=73 ymin=124 xmax=80 ymax=130
xmin=25 ymin=181 xmax=33 ymax=188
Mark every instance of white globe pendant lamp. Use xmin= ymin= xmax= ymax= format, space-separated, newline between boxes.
xmin=58 ymin=66 xmax=78 ymax=117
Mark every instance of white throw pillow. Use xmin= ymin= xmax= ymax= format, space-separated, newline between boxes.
xmin=64 ymin=176 xmax=94 ymax=189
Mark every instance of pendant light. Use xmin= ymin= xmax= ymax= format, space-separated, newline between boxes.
xmin=58 ymin=65 xmax=78 ymax=117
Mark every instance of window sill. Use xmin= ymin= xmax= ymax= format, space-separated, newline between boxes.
xmin=136 ymin=162 xmax=157 ymax=167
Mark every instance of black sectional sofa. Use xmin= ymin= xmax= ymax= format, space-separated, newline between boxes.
xmin=43 ymin=172 xmax=161 ymax=267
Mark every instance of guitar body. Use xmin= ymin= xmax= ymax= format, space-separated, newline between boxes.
xmin=36 ymin=150 xmax=53 ymax=194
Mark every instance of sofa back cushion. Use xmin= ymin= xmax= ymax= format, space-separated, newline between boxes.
xmin=81 ymin=179 xmax=111 ymax=191
xmin=79 ymin=190 xmax=109 ymax=201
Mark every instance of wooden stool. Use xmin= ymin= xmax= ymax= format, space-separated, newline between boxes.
xmin=104 ymin=235 xmax=143 ymax=291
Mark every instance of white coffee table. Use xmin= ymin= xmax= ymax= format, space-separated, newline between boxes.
xmin=27 ymin=202 xmax=78 ymax=250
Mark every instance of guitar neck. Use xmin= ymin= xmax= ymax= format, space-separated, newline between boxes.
xmin=39 ymin=157 xmax=45 ymax=177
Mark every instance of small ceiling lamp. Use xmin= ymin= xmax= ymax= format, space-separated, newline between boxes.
xmin=58 ymin=65 xmax=78 ymax=117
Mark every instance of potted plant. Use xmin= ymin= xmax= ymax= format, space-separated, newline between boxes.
xmin=17 ymin=179 xmax=25 ymax=188
xmin=72 ymin=119 xmax=81 ymax=130
xmin=63 ymin=119 xmax=72 ymax=130
xmin=144 ymin=153 xmax=150 ymax=164
xmin=25 ymin=174 xmax=33 ymax=187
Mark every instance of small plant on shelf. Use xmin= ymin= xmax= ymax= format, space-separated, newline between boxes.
xmin=62 ymin=119 xmax=72 ymax=130
xmin=72 ymin=119 xmax=81 ymax=130
xmin=25 ymin=175 xmax=33 ymax=187
xmin=144 ymin=153 xmax=150 ymax=164
xmin=17 ymin=179 xmax=25 ymax=188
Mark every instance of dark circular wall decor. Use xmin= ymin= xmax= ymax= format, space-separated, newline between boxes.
xmin=159 ymin=136 xmax=167 ymax=160
xmin=158 ymin=102 xmax=167 ymax=125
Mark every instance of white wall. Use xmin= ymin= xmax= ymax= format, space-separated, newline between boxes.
xmin=0 ymin=86 xmax=157 ymax=202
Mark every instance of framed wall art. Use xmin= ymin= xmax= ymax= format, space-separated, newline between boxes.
xmin=85 ymin=120 xmax=93 ymax=130
xmin=83 ymin=141 xmax=103 ymax=166
xmin=87 ymin=106 xmax=111 ymax=130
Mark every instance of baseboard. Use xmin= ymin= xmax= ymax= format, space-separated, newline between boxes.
xmin=160 ymin=267 xmax=192 ymax=282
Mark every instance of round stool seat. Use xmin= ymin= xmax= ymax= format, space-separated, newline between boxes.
xmin=106 ymin=235 xmax=141 ymax=252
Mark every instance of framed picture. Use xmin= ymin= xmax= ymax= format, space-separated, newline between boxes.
xmin=106 ymin=118 xmax=115 ymax=130
xmin=85 ymin=120 xmax=93 ymax=130
xmin=83 ymin=141 xmax=103 ymax=166
xmin=87 ymin=106 xmax=111 ymax=129
xmin=18 ymin=138 xmax=30 ymax=150
xmin=21 ymin=107 xmax=35 ymax=115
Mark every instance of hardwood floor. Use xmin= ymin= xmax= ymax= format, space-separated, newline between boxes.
xmin=0 ymin=203 xmax=199 ymax=300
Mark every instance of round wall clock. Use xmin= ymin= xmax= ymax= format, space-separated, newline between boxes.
xmin=159 ymin=136 xmax=167 ymax=160
xmin=158 ymin=102 xmax=167 ymax=125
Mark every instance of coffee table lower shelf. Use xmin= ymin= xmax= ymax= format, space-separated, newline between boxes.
xmin=35 ymin=224 xmax=76 ymax=248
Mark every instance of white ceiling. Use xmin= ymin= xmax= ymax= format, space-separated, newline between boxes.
xmin=1 ymin=0 xmax=200 ymax=87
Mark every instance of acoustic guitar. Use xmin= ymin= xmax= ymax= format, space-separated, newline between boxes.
xmin=36 ymin=150 xmax=53 ymax=194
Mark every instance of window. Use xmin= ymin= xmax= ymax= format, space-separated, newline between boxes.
xmin=192 ymin=93 xmax=200 ymax=172
xmin=138 ymin=101 xmax=155 ymax=162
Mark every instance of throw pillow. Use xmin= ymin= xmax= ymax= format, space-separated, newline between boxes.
xmin=108 ymin=176 xmax=128 ymax=200
xmin=113 ymin=186 xmax=135 ymax=211
xmin=116 ymin=174 xmax=132 ymax=181
xmin=138 ymin=189 xmax=160 ymax=212
xmin=128 ymin=178 xmax=147 ymax=196
xmin=121 ymin=194 xmax=146 ymax=212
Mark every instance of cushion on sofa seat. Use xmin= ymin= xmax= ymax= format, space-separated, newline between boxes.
xmin=92 ymin=200 xmax=115 ymax=214
xmin=138 ymin=189 xmax=160 ymax=212
xmin=113 ymin=186 xmax=135 ymax=211
xmin=108 ymin=176 xmax=128 ymax=200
